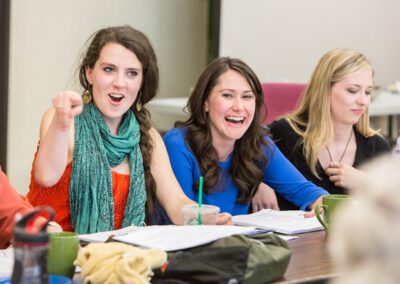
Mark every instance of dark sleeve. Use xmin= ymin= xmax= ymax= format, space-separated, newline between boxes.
xmin=370 ymin=135 xmax=391 ymax=154
xmin=269 ymin=119 xmax=302 ymax=162
xmin=355 ymin=133 xmax=391 ymax=167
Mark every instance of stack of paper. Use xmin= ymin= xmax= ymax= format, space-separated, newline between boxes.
xmin=233 ymin=209 xmax=324 ymax=235
xmin=79 ymin=225 xmax=141 ymax=243
xmin=79 ymin=225 xmax=256 ymax=251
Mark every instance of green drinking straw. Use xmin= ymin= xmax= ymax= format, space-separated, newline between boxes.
xmin=197 ymin=176 xmax=204 ymax=225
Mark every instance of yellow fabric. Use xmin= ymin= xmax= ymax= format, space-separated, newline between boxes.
xmin=74 ymin=242 xmax=167 ymax=284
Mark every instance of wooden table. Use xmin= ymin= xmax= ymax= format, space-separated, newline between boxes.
xmin=273 ymin=231 xmax=339 ymax=283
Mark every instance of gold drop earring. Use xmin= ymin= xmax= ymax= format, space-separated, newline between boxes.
xmin=82 ymin=85 xmax=93 ymax=105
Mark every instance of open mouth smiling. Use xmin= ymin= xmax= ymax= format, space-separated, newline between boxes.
xmin=108 ymin=93 xmax=124 ymax=103
xmin=225 ymin=116 xmax=245 ymax=124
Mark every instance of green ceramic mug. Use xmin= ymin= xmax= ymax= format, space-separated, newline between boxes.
xmin=47 ymin=232 xmax=79 ymax=278
xmin=314 ymin=194 xmax=353 ymax=231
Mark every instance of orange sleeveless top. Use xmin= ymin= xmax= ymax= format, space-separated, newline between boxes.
xmin=28 ymin=161 xmax=130 ymax=232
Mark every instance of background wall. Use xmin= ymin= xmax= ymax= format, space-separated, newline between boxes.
xmin=7 ymin=0 xmax=208 ymax=193
xmin=8 ymin=0 xmax=400 ymax=193
xmin=220 ymin=0 xmax=400 ymax=86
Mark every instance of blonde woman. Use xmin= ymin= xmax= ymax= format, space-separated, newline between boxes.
xmin=269 ymin=48 xmax=390 ymax=209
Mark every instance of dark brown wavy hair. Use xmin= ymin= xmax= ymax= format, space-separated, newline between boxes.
xmin=177 ymin=57 xmax=270 ymax=203
xmin=78 ymin=25 xmax=159 ymax=224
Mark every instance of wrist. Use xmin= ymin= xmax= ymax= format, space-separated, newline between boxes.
xmin=47 ymin=221 xmax=63 ymax=232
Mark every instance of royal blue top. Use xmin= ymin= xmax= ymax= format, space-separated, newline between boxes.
xmin=163 ymin=127 xmax=328 ymax=215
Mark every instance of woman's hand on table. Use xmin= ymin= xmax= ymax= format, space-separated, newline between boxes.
xmin=251 ymin=182 xmax=279 ymax=212
xmin=46 ymin=221 xmax=63 ymax=233
xmin=31 ymin=216 xmax=63 ymax=233
xmin=303 ymin=196 xmax=324 ymax=218
xmin=303 ymin=211 xmax=316 ymax=218
xmin=216 ymin=213 xmax=233 ymax=225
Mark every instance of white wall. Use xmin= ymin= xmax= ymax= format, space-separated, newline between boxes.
xmin=8 ymin=0 xmax=208 ymax=193
xmin=220 ymin=0 xmax=400 ymax=86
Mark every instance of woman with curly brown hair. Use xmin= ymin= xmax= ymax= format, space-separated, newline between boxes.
xmin=163 ymin=57 xmax=327 ymax=216
xmin=28 ymin=25 xmax=230 ymax=234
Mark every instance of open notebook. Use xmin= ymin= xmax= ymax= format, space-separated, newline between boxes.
xmin=79 ymin=225 xmax=257 ymax=251
xmin=233 ymin=209 xmax=324 ymax=235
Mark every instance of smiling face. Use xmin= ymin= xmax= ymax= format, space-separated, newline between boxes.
xmin=204 ymin=70 xmax=256 ymax=150
xmin=330 ymin=67 xmax=373 ymax=127
xmin=85 ymin=42 xmax=143 ymax=131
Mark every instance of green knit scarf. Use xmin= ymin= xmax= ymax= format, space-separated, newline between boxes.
xmin=70 ymin=103 xmax=146 ymax=234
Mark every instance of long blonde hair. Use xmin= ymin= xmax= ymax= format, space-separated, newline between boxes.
xmin=285 ymin=48 xmax=379 ymax=178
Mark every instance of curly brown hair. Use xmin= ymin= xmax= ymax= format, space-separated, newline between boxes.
xmin=177 ymin=57 xmax=270 ymax=203
xmin=78 ymin=25 xmax=159 ymax=223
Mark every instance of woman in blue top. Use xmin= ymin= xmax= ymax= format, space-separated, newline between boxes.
xmin=163 ymin=57 xmax=328 ymax=215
